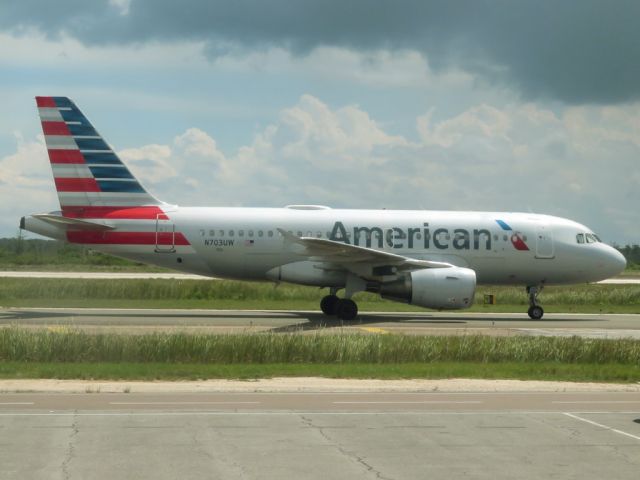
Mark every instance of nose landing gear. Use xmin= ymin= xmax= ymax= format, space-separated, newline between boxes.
xmin=527 ymin=286 xmax=544 ymax=320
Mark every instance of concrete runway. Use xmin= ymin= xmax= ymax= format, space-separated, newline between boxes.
xmin=1 ymin=390 xmax=639 ymax=479
xmin=2 ymin=307 xmax=640 ymax=337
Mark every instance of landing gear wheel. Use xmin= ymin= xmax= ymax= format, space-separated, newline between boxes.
xmin=526 ymin=285 xmax=544 ymax=320
xmin=528 ymin=305 xmax=544 ymax=320
xmin=320 ymin=295 xmax=340 ymax=315
xmin=336 ymin=299 xmax=358 ymax=321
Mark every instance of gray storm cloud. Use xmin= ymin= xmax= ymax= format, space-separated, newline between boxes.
xmin=2 ymin=0 xmax=639 ymax=104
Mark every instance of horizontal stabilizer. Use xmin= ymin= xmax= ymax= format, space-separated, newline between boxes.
xmin=32 ymin=213 xmax=115 ymax=231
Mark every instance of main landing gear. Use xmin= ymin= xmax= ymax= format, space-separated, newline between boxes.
xmin=527 ymin=285 xmax=544 ymax=320
xmin=320 ymin=288 xmax=359 ymax=321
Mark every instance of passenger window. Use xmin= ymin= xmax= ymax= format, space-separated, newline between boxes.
xmin=316 ymin=232 xmax=322 ymax=238
xmin=576 ymin=233 xmax=585 ymax=244
xmin=268 ymin=231 xmax=273 ymax=237
xmin=229 ymin=230 xmax=234 ymax=237
xmin=219 ymin=230 xmax=225 ymax=237
xmin=248 ymin=230 xmax=254 ymax=237
xmin=258 ymin=231 xmax=264 ymax=237
xmin=239 ymin=230 xmax=244 ymax=237
xmin=297 ymin=231 xmax=303 ymax=237
xmin=503 ymin=235 xmax=508 ymax=242
xmin=209 ymin=230 xmax=215 ymax=237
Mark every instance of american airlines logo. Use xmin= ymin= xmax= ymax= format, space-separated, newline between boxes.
xmin=328 ymin=220 xmax=529 ymax=252
xmin=329 ymin=221 xmax=493 ymax=250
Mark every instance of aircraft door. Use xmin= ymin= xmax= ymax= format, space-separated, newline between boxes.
xmin=155 ymin=215 xmax=176 ymax=253
xmin=535 ymin=224 xmax=555 ymax=259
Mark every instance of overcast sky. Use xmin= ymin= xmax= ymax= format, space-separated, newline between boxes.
xmin=1 ymin=0 xmax=638 ymax=243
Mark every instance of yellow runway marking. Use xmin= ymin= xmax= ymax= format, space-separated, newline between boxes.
xmin=360 ymin=327 xmax=389 ymax=334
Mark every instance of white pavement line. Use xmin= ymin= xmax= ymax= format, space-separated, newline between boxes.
xmin=0 ymin=411 xmax=639 ymax=417
xmin=0 ymin=402 xmax=34 ymax=405
xmin=553 ymin=401 xmax=640 ymax=404
xmin=563 ymin=412 xmax=640 ymax=441
xmin=109 ymin=401 xmax=260 ymax=405
xmin=332 ymin=401 xmax=483 ymax=405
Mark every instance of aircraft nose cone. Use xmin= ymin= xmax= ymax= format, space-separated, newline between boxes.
xmin=603 ymin=246 xmax=627 ymax=278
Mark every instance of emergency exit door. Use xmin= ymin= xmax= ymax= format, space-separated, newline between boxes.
xmin=155 ymin=215 xmax=175 ymax=253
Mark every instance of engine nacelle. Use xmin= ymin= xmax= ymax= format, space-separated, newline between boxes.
xmin=266 ymin=261 xmax=347 ymax=287
xmin=376 ymin=267 xmax=476 ymax=310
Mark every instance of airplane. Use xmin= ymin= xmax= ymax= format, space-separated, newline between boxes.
xmin=21 ymin=97 xmax=627 ymax=320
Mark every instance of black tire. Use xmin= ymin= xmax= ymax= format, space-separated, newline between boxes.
xmin=528 ymin=305 xmax=544 ymax=320
xmin=320 ymin=295 xmax=340 ymax=315
xmin=336 ymin=299 xmax=358 ymax=321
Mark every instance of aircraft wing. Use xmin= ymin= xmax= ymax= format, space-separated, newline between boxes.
xmin=277 ymin=228 xmax=452 ymax=272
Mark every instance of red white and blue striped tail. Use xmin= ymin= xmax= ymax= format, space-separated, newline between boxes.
xmin=36 ymin=96 xmax=165 ymax=218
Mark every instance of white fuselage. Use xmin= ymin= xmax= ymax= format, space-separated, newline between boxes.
xmin=97 ymin=206 xmax=626 ymax=288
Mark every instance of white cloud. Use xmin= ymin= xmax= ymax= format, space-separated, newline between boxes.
xmin=417 ymin=104 xmax=511 ymax=148
xmin=0 ymin=30 xmax=471 ymax=92
xmin=109 ymin=0 xmax=131 ymax=16
xmin=118 ymin=144 xmax=175 ymax=183
xmin=0 ymin=133 xmax=57 ymax=234
xmin=0 ymin=31 xmax=208 ymax=70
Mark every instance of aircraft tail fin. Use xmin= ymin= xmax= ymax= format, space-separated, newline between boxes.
xmin=35 ymin=96 xmax=165 ymax=218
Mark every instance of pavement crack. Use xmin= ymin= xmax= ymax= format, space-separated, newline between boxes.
xmin=190 ymin=421 xmax=250 ymax=479
xmin=300 ymin=415 xmax=395 ymax=480
xmin=61 ymin=412 xmax=79 ymax=480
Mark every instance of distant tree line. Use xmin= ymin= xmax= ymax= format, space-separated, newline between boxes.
xmin=616 ymin=244 xmax=640 ymax=269
xmin=0 ymin=236 xmax=138 ymax=267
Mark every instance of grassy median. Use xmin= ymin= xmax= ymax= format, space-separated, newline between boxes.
xmin=0 ymin=278 xmax=639 ymax=313
xmin=0 ymin=329 xmax=639 ymax=382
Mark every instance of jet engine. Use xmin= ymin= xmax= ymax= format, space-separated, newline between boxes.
xmin=373 ymin=267 xmax=476 ymax=310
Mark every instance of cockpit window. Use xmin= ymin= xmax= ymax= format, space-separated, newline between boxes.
xmin=576 ymin=233 xmax=585 ymax=244
xmin=585 ymin=233 xmax=597 ymax=243
xmin=593 ymin=234 xmax=602 ymax=242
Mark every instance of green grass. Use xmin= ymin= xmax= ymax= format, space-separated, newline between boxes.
xmin=0 ymin=361 xmax=638 ymax=383
xmin=2 ymin=329 xmax=640 ymax=364
xmin=0 ymin=278 xmax=638 ymax=313
xmin=1 ymin=329 xmax=639 ymax=382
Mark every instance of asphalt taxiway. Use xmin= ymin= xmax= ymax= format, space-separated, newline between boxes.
xmin=2 ymin=307 xmax=640 ymax=338
xmin=1 ymin=390 xmax=639 ymax=479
